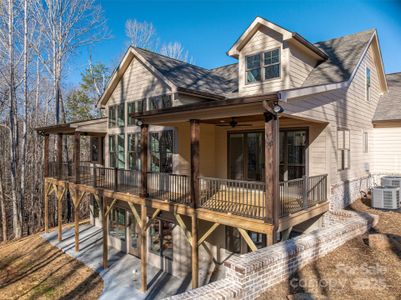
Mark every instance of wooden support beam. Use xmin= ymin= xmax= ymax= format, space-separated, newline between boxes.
xmin=144 ymin=208 xmax=161 ymax=231
xmin=238 ymin=228 xmax=258 ymax=252
xmin=73 ymin=132 xmax=81 ymax=184
xmin=74 ymin=193 xmax=80 ymax=252
xmin=198 ymin=223 xmax=220 ymax=246
xmin=102 ymin=196 xmax=108 ymax=269
xmin=76 ymin=191 xmax=86 ymax=207
xmin=44 ymin=181 xmax=49 ymax=233
xmin=190 ymin=119 xmax=200 ymax=208
xmin=44 ymin=134 xmax=49 ymax=177
xmin=264 ymin=109 xmax=279 ymax=241
xmin=57 ymin=186 xmax=65 ymax=241
xmin=191 ymin=213 xmax=199 ymax=289
xmin=174 ymin=213 xmax=192 ymax=246
xmin=97 ymin=137 xmax=103 ymax=165
xmin=140 ymin=124 xmax=149 ymax=198
xmin=94 ymin=194 xmax=103 ymax=223
xmin=57 ymin=133 xmax=63 ymax=179
xmin=105 ymin=198 xmax=118 ymax=217
xmin=140 ymin=204 xmax=148 ymax=292
xmin=128 ymin=202 xmax=142 ymax=230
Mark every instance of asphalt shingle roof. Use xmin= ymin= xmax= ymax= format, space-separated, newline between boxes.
xmin=134 ymin=29 xmax=376 ymax=98
xmin=374 ymin=73 xmax=401 ymax=121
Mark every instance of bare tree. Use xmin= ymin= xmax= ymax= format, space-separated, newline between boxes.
xmin=125 ymin=19 xmax=158 ymax=50
xmin=160 ymin=41 xmax=192 ymax=62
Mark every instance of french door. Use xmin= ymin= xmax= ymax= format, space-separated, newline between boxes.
xmin=228 ymin=129 xmax=307 ymax=182
xmin=128 ymin=213 xmax=140 ymax=257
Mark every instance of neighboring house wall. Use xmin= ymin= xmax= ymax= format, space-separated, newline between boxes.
xmin=372 ymin=124 xmax=401 ymax=174
xmin=283 ymin=44 xmax=382 ymax=209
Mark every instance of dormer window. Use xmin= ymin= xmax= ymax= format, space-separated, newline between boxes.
xmin=246 ymin=54 xmax=261 ymax=83
xmin=264 ymin=49 xmax=280 ymax=80
xmin=245 ymin=48 xmax=281 ymax=84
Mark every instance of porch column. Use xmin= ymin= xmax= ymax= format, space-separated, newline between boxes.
xmin=190 ymin=119 xmax=199 ymax=288
xmin=264 ymin=110 xmax=279 ymax=244
xmin=97 ymin=137 xmax=103 ymax=165
xmin=102 ymin=196 xmax=108 ymax=269
xmin=44 ymin=135 xmax=50 ymax=233
xmin=44 ymin=134 xmax=50 ymax=177
xmin=140 ymin=203 xmax=148 ymax=292
xmin=57 ymin=133 xmax=63 ymax=179
xmin=140 ymin=124 xmax=149 ymax=198
xmin=73 ymin=132 xmax=81 ymax=184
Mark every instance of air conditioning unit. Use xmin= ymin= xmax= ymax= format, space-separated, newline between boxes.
xmin=372 ymin=186 xmax=400 ymax=210
xmin=381 ymin=176 xmax=401 ymax=188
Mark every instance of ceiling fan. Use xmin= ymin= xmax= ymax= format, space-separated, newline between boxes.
xmin=216 ymin=118 xmax=252 ymax=128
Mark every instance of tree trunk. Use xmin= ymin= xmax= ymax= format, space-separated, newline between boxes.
xmin=0 ymin=170 xmax=7 ymax=241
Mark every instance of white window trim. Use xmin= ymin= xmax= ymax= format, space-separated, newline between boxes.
xmin=244 ymin=47 xmax=282 ymax=85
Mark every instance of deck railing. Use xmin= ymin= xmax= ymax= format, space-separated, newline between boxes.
xmin=199 ymin=177 xmax=266 ymax=219
xmin=47 ymin=162 xmax=327 ymax=221
xmin=147 ymin=172 xmax=191 ymax=205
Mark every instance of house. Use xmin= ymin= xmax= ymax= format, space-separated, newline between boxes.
xmin=36 ymin=17 xmax=401 ymax=293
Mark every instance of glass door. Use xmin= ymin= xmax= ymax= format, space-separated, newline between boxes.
xmin=228 ymin=132 xmax=264 ymax=181
xmin=279 ymin=129 xmax=307 ymax=181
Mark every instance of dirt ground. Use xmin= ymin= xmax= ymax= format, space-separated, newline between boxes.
xmin=259 ymin=198 xmax=401 ymax=300
xmin=0 ymin=229 xmax=103 ymax=300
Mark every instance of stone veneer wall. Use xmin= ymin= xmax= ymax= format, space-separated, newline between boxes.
xmin=166 ymin=210 xmax=378 ymax=300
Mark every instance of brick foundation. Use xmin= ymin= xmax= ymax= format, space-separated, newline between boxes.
xmin=166 ymin=210 xmax=377 ymax=300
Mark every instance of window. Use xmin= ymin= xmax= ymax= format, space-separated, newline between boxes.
xmin=363 ymin=131 xmax=369 ymax=153
xmin=109 ymin=135 xmax=116 ymax=168
xmin=366 ymin=67 xmax=371 ymax=101
xmin=109 ymin=134 xmax=125 ymax=168
xmin=149 ymin=94 xmax=172 ymax=111
xmin=128 ymin=133 xmax=141 ymax=171
xmin=108 ymin=104 xmax=124 ymax=127
xmin=337 ymin=129 xmax=350 ymax=170
xmin=246 ymin=54 xmax=261 ymax=83
xmin=127 ymin=99 xmax=145 ymax=126
xmin=108 ymin=106 xmax=116 ymax=128
xmin=150 ymin=130 xmax=174 ymax=173
xmin=109 ymin=207 xmax=126 ymax=241
xmin=264 ymin=48 xmax=280 ymax=80
xmin=226 ymin=227 xmax=241 ymax=254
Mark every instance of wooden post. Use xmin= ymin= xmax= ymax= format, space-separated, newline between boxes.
xmin=57 ymin=187 xmax=63 ymax=241
xmin=140 ymin=203 xmax=148 ymax=292
xmin=44 ymin=181 xmax=49 ymax=233
xmin=102 ymin=196 xmax=108 ymax=269
xmin=98 ymin=137 xmax=103 ymax=165
xmin=191 ymin=213 xmax=199 ymax=288
xmin=44 ymin=135 xmax=49 ymax=177
xmin=264 ymin=111 xmax=279 ymax=241
xmin=57 ymin=133 xmax=63 ymax=179
xmin=189 ymin=119 xmax=200 ymax=288
xmin=140 ymin=124 xmax=149 ymax=198
xmin=73 ymin=132 xmax=81 ymax=184
xmin=74 ymin=192 xmax=80 ymax=252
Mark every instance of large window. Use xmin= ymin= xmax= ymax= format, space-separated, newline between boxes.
xmin=128 ymin=133 xmax=141 ymax=171
xmin=338 ymin=129 xmax=351 ymax=170
xmin=245 ymin=48 xmax=281 ymax=84
xmin=127 ymin=99 xmax=145 ymax=126
xmin=149 ymin=94 xmax=172 ymax=111
xmin=109 ymin=207 xmax=126 ymax=241
xmin=109 ymin=134 xmax=125 ymax=168
xmin=150 ymin=130 xmax=174 ymax=173
xmin=108 ymin=104 xmax=125 ymax=128
xmin=366 ymin=67 xmax=371 ymax=101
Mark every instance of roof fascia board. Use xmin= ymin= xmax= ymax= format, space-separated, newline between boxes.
xmin=96 ymin=47 xmax=178 ymax=108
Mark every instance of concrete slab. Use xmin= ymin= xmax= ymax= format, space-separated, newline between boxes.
xmin=41 ymin=224 xmax=191 ymax=299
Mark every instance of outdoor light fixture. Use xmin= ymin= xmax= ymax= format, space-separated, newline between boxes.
xmin=273 ymin=102 xmax=284 ymax=114
xmin=135 ymin=119 xmax=143 ymax=126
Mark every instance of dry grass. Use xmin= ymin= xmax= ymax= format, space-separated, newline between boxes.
xmin=258 ymin=198 xmax=401 ymax=300
xmin=0 ymin=231 xmax=103 ymax=300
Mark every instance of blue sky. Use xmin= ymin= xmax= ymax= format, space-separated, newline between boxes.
xmin=66 ymin=0 xmax=401 ymax=86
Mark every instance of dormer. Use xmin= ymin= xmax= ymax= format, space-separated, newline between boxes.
xmin=228 ymin=17 xmax=328 ymax=96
